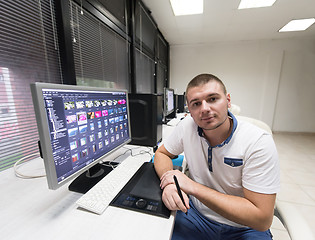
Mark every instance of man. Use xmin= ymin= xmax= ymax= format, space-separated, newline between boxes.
xmin=154 ymin=73 xmax=280 ymax=239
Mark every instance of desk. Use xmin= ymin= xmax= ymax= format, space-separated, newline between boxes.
xmin=0 ymin=146 xmax=176 ymax=240
xmin=162 ymin=113 xmax=188 ymax=142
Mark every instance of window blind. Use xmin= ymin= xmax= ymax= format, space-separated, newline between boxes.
xmin=70 ymin=0 xmax=130 ymax=91
xmin=135 ymin=48 xmax=155 ymax=93
xmin=135 ymin=1 xmax=156 ymax=56
xmin=0 ymin=0 xmax=62 ymax=171
xmin=90 ymin=0 xmax=127 ymax=30
xmin=157 ymin=34 xmax=168 ymax=66
xmin=156 ymin=62 xmax=167 ymax=94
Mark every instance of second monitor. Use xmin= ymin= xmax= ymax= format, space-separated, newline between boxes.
xmin=163 ymin=87 xmax=175 ymax=122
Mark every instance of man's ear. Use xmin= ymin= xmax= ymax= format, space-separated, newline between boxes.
xmin=226 ymin=93 xmax=231 ymax=108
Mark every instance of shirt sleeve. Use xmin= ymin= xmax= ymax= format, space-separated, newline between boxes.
xmin=163 ymin=120 xmax=186 ymax=156
xmin=242 ymin=134 xmax=281 ymax=194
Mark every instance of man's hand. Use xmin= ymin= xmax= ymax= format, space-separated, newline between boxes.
xmin=160 ymin=170 xmax=194 ymax=194
xmin=160 ymin=170 xmax=190 ymax=213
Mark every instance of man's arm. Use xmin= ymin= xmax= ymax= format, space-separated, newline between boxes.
xmin=153 ymin=144 xmax=175 ymax=178
xmin=193 ymin=182 xmax=275 ymax=231
xmin=155 ymin=144 xmax=276 ymax=231
xmin=154 ymin=145 xmax=190 ymax=213
xmin=160 ymin=170 xmax=276 ymax=231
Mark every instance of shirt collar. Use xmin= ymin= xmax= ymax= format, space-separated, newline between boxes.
xmin=197 ymin=111 xmax=238 ymax=147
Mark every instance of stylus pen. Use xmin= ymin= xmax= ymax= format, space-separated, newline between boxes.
xmin=173 ymin=175 xmax=188 ymax=215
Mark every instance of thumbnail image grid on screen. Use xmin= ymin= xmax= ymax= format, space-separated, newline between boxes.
xmin=43 ymin=88 xmax=130 ymax=183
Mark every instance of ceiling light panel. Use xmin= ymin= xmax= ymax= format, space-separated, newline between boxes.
xmin=170 ymin=0 xmax=203 ymax=16
xmin=238 ymin=0 xmax=277 ymax=9
xmin=279 ymin=18 xmax=315 ymax=32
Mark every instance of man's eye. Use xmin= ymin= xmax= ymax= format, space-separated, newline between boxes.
xmin=209 ymin=97 xmax=216 ymax=102
xmin=193 ymin=102 xmax=201 ymax=107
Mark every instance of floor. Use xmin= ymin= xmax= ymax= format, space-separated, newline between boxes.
xmin=270 ymin=132 xmax=315 ymax=239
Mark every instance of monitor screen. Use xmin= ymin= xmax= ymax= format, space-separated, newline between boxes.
xmin=164 ymin=88 xmax=174 ymax=117
xmin=30 ymin=83 xmax=131 ymax=191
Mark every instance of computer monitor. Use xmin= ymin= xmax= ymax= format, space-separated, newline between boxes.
xmin=30 ymin=82 xmax=131 ymax=193
xmin=163 ymin=87 xmax=175 ymax=118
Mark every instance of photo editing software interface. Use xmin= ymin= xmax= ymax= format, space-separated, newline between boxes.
xmin=39 ymin=86 xmax=130 ymax=186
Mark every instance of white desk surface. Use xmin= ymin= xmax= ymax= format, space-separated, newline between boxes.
xmin=0 ymin=147 xmax=176 ymax=240
xmin=162 ymin=113 xmax=188 ymax=141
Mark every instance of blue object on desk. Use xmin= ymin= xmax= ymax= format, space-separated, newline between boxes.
xmin=151 ymin=154 xmax=184 ymax=167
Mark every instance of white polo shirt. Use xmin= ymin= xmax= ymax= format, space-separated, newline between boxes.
xmin=164 ymin=112 xmax=280 ymax=227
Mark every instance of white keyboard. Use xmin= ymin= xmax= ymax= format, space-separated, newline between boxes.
xmin=76 ymin=154 xmax=149 ymax=214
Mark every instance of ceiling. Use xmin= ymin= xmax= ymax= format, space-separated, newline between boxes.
xmin=141 ymin=0 xmax=315 ymax=46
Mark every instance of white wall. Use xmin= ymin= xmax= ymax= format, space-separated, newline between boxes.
xmin=169 ymin=38 xmax=315 ymax=133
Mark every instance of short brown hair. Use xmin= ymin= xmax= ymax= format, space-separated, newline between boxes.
xmin=186 ymin=73 xmax=227 ymax=96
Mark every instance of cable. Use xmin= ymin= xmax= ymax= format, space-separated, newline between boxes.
xmin=133 ymin=149 xmax=153 ymax=158
xmin=14 ymin=147 xmax=153 ymax=179
xmin=101 ymin=146 xmax=153 ymax=168
xmin=14 ymin=153 xmax=46 ymax=179
xmin=125 ymin=146 xmax=153 ymax=158
xmin=101 ymin=161 xmax=119 ymax=169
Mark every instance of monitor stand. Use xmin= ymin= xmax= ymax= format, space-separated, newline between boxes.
xmin=68 ymin=162 xmax=118 ymax=194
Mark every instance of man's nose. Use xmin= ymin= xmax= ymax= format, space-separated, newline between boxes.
xmin=201 ymin=100 xmax=210 ymax=112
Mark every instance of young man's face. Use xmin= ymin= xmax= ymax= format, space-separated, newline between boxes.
xmin=186 ymin=81 xmax=231 ymax=131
